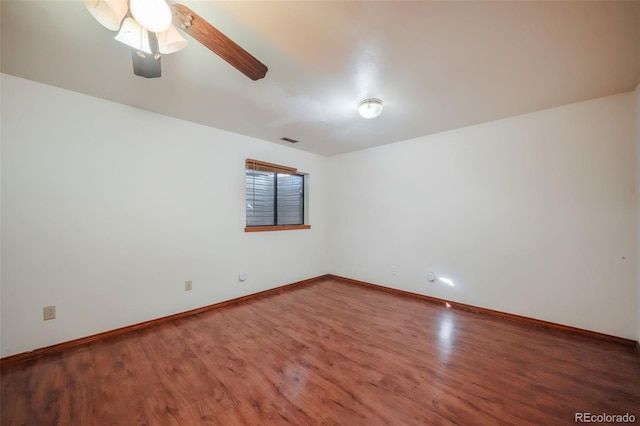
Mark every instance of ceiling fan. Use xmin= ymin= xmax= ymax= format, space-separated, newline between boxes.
xmin=84 ymin=0 xmax=268 ymax=80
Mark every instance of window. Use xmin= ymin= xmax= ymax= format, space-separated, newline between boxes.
xmin=245 ymin=159 xmax=310 ymax=232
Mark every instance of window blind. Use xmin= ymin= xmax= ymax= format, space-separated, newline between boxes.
xmin=246 ymin=159 xmax=304 ymax=227
xmin=276 ymin=173 xmax=304 ymax=225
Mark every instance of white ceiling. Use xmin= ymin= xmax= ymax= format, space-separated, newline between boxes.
xmin=2 ymin=1 xmax=639 ymax=156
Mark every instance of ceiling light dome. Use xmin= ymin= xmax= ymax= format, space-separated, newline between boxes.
xmin=114 ymin=17 xmax=152 ymax=54
xmin=358 ymin=98 xmax=383 ymax=119
xmin=157 ymin=24 xmax=188 ymax=54
xmin=83 ymin=0 xmax=128 ymax=31
xmin=129 ymin=0 xmax=172 ymax=33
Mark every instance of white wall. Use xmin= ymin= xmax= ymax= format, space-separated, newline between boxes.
xmin=329 ymin=93 xmax=637 ymax=339
xmin=635 ymin=82 xmax=640 ymax=341
xmin=0 ymin=74 xmax=329 ymax=357
xmin=2 ymin=74 xmax=638 ymax=358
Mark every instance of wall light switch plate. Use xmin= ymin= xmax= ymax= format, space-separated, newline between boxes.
xmin=43 ymin=305 xmax=56 ymax=320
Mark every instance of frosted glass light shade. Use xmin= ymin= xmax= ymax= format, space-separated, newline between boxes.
xmin=358 ymin=98 xmax=383 ymax=119
xmin=158 ymin=25 xmax=188 ymax=54
xmin=115 ymin=18 xmax=152 ymax=54
xmin=130 ymin=0 xmax=172 ymax=33
xmin=83 ymin=0 xmax=128 ymax=31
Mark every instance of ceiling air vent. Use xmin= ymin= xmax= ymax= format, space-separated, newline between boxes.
xmin=280 ymin=137 xmax=299 ymax=144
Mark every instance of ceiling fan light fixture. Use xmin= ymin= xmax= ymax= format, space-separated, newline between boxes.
xmin=115 ymin=17 xmax=152 ymax=54
xmin=130 ymin=0 xmax=172 ymax=33
xmin=83 ymin=0 xmax=128 ymax=31
xmin=157 ymin=24 xmax=188 ymax=54
xmin=358 ymin=98 xmax=384 ymax=119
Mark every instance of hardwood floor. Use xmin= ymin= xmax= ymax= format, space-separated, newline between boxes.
xmin=2 ymin=279 xmax=639 ymax=425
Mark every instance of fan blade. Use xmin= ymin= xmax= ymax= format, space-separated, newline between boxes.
xmin=172 ymin=4 xmax=267 ymax=81
xmin=131 ymin=31 xmax=161 ymax=78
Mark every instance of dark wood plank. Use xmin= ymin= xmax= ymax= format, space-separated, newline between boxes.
xmin=329 ymin=274 xmax=636 ymax=347
xmin=172 ymin=4 xmax=268 ymax=81
xmin=0 ymin=275 xmax=328 ymax=368
xmin=2 ymin=279 xmax=639 ymax=425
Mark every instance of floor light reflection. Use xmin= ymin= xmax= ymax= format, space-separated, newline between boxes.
xmin=438 ymin=313 xmax=456 ymax=361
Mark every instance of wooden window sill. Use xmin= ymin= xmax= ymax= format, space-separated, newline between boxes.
xmin=245 ymin=225 xmax=311 ymax=232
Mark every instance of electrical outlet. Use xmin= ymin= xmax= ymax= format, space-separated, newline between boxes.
xmin=391 ymin=267 xmax=398 ymax=276
xmin=43 ymin=305 xmax=56 ymax=321
xmin=185 ymin=280 xmax=192 ymax=291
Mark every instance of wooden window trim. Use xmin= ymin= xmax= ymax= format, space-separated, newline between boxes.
xmin=245 ymin=159 xmax=297 ymax=175
xmin=244 ymin=225 xmax=311 ymax=233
